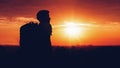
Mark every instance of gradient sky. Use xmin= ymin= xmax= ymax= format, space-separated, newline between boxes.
xmin=0 ymin=0 xmax=120 ymax=46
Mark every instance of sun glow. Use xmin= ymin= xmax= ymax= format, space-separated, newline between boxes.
xmin=64 ymin=22 xmax=83 ymax=38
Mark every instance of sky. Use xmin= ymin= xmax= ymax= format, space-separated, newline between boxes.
xmin=0 ymin=0 xmax=120 ymax=46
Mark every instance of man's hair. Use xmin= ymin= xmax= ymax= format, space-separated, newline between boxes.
xmin=36 ymin=10 xmax=49 ymax=21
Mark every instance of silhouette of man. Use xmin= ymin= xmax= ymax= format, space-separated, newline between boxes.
xmin=20 ymin=10 xmax=52 ymax=52
xmin=19 ymin=10 xmax=52 ymax=67
xmin=36 ymin=10 xmax=52 ymax=57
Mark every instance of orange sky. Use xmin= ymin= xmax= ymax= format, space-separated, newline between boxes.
xmin=0 ymin=0 xmax=120 ymax=46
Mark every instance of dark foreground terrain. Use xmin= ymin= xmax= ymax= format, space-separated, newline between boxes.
xmin=0 ymin=45 xmax=120 ymax=68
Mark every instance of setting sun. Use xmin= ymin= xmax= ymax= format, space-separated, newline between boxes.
xmin=64 ymin=22 xmax=83 ymax=38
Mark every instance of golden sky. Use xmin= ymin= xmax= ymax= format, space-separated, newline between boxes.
xmin=0 ymin=0 xmax=120 ymax=46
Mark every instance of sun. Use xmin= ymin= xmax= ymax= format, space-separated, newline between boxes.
xmin=64 ymin=22 xmax=83 ymax=38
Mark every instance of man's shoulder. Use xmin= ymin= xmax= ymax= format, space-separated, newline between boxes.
xmin=39 ymin=23 xmax=51 ymax=27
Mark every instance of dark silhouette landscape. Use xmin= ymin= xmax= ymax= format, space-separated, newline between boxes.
xmin=0 ymin=45 xmax=120 ymax=68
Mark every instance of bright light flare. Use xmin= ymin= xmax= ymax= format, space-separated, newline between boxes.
xmin=64 ymin=22 xmax=83 ymax=38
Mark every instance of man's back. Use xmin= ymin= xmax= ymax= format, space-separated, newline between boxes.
xmin=20 ymin=22 xmax=52 ymax=54
xmin=20 ymin=22 xmax=39 ymax=52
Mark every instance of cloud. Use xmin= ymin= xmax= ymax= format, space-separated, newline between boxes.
xmin=0 ymin=17 xmax=7 ymax=20
xmin=15 ymin=17 xmax=37 ymax=22
xmin=0 ymin=17 xmax=37 ymax=24
xmin=52 ymin=21 xmax=120 ymax=30
xmin=0 ymin=0 xmax=120 ymax=23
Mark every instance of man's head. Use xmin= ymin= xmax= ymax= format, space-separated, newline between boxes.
xmin=37 ymin=10 xmax=50 ymax=23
